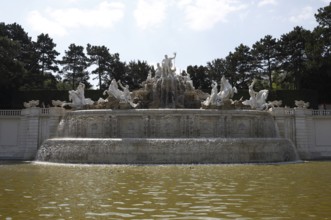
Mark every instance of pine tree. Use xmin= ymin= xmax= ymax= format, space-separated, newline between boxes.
xmin=252 ymin=35 xmax=280 ymax=90
xmin=60 ymin=43 xmax=90 ymax=89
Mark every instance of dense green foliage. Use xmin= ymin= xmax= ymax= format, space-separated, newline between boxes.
xmin=1 ymin=3 xmax=331 ymax=108
xmin=60 ymin=43 xmax=90 ymax=89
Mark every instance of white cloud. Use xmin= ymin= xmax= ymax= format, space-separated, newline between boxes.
xmin=133 ymin=0 xmax=168 ymax=30
xmin=27 ymin=1 xmax=125 ymax=37
xmin=178 ymin=0 xmax=247 ymax=31
xmin=257 ymin=0 xmax=278 ymax=7
xmin=289 ymin=6 xmax=314 ymax=23
xmin=27 ymin=10 xmax=68 ymax=37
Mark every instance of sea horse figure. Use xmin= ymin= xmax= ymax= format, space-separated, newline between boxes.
xmin=66 ymin=82 xmax=94 ymax=109
xmin=243 ymin=79 xmax=269 ymax=110
xmin=218 ymin=76 xmax=237 ymax=102
xmin=103 ymin=79 xmax=138 ymax=108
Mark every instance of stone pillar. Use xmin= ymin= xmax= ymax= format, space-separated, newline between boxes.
xmin=21 ymin=107 xmax=41 ymax=160
xmin=294 ymin=108 xmax=312 ymax=159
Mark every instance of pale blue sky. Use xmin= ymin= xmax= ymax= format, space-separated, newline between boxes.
xmin=1 ymin=0 xmax=329 ymax=75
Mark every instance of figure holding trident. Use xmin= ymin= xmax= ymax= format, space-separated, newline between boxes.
xmin=162 ymin=52 xmax=176 ymax=76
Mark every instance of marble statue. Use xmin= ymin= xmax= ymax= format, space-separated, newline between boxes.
xmin=118 ymin=80 xmax=132 ymax=103
xmin=162 ymin=52 xmax=176 ymax=76
xmin=67 ymin=82 xmax=93 ymax=109
xmin=23 ymin=100 xmax=39 ymax=108
xmin=147 ymin=53 xmax=180 ymax=108
xmin=202 ymin=76 xmax=237 ymax=107
xmin=51 ymin=100 xmax=66 ymax=107
xmin=202 ymin=80 xmax=219 ymax=106
xmin=103 ymin=79 xmax=130 ymax=103
xmin=155 ymin=63 xmax=162 ymax=79
xmin=103 ymin=79 xmax=138 ymax=108
xmin=103 ymin=79 xmax=120 ymax=99
xmin=295 ymin=100 xmax=309 ymax=109
xmin=218 ymin=76 xmax=237 ymax=102
xmin=268 ymin=100 xmax=282 ymax=108
xmin=242 ymin=79 xmax=269 ymax=110
xmin=210 ymin=80 xmax=220 ymax=105
xmin=97 ymin=98 xmax=108 ymax=104
xmin=69 ymin=82 xmax=85 ymax=104
xmin=183 ymin=73 xmax=195 ymax=90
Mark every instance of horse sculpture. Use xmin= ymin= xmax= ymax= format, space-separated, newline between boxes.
xmin=242 ymin=79 xmax=269 ymax=110
xmin=68 ymin=90 xmax=94 ymax=109
xmin=218 ymin=76 xmax=237 ymax=102
xmin=202 ymin=76 xmax=237 ymax=107
xmin=65 ymin=83 xmax=93 ymax=109
xmin=103 ymin=79 xmax=132 ymax=103
xmin=103 ymin=79 xmax=138 ymax=108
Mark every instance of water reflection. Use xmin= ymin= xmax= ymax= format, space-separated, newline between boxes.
xmin=0 ymin=162 xmax=331 ymax=219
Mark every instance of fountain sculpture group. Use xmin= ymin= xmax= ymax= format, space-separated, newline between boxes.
xmin=36 ymin=53 xmax=299 ymax=164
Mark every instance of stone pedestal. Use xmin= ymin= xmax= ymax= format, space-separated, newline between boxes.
xmin=294 ymin=108 xmax=313 ymax=159
xmin=21 ymin=108 xmax=41 ymax=160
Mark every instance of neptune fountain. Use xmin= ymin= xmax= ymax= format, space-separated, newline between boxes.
xmin=36 ymin=53 xmax=299 ymax=164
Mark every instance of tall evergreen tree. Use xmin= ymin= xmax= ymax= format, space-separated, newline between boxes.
xmin=4 ymin=23 xmax=37 ymax=73
xmin=252 ymin=35 xmax=280 ymax=90
xmin=186 ymin=65 xmax=209 ymax=91
xmin=124 ymin=60 xmax=152 ymax=90
xmin=100 ymin=52 xmax=126 ymax=88
xmin=87 ymin=44 xmax=113 ymax=90
xmin=34 ymin=33 xmax=59 ymax=75
xmin=206 ymin=58 xmax=227 ymax=83
xmin=34 ymin=33 xmax=60 ymax=89
xmin=279 ymin=26 xmax=311 ymax=89
xmin=308 ymin=3 xmax=331 ymax=103
xmin=0 ymin=36 xmax=25 ymax=89
xmin=225 ymin=44 xmax=255 ymax=89
xmin=0 ymin=22 xmax=41 ymax=89
xmin=315 ymin=2 xmax=331 ymax=29
xmin=60 ymin=43 xmax=90 ymax=89
xmin=314 ymin=2 xmax=331 ymax=60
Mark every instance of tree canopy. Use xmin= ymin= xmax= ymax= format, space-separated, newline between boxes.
xmin=1 ymin=2 xmax=331 ymax=105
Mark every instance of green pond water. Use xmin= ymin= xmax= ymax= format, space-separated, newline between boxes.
xmin=0 ymin=161 xmax=330 ymax=219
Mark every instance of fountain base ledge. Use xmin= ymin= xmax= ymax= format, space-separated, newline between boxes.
xmin=37 ymin=138 xmax=299 ymax=164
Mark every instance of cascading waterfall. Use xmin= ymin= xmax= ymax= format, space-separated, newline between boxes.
xmin=36 ymin=109 xmax=299 ymax=164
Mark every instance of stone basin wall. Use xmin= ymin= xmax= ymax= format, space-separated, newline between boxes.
xmin=37 ymin=138 xmax=298 ymax=164
xmin=58 ymin=109 xmax=278 ymax=139
xmin=2 ymin=108 xmax=331 ymax=161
